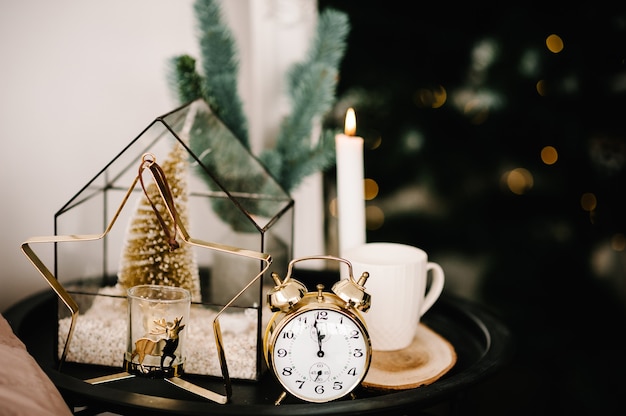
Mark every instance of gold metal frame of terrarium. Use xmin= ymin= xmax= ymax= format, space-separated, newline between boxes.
xmin=21 ymin=153 xmax=272 ymax=404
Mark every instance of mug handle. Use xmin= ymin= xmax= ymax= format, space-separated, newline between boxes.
xmin=419 ymin=262 xmax=445 ymax=317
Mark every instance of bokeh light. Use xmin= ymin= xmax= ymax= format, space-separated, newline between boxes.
xmin=365 ymin=205 xmax=384 ymax=230
xmin=611 ymin=233 xmax=626 ymax=251
xmin=541 ymin=145 xmax=558 ymax=165
xmin=580 ymin=192 xmax=597 ymax=211
xmin=536 ymin=79 xmax=547 ymax=96
xmin=546 ymin=34 xmax=564 ymax=53
xmin=414 ymin=85 xmax=447 ymax=108
xmin=503 ymin=168 xmax=534 ymax=195
xmin=364 ymin=178 xmax=378 ymax=200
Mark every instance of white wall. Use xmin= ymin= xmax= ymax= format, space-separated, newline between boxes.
xmin=0 ymin=0 xmax=199 ymax=312
xmin=0 ymin=0 xmax=324 ymax=313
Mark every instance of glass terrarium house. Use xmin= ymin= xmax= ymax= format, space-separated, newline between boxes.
xmin=50 ymin=98 xmax=294 ymax=381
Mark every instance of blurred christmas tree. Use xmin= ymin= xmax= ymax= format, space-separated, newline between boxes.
xmin=319 ymin=1 xmax=626 ymax=413
xmin=117 ymin=144 xmax=201 ymax=302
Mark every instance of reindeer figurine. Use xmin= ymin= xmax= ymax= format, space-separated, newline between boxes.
xmin=131 ymin=316 xmax=185 ymax=373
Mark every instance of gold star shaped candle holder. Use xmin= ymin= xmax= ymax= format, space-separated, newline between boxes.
xmin=20 ymin=99 xmax=294 ymax=403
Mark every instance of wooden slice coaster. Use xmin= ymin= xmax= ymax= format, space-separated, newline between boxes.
xmin=362 ymin=323 xmax=457 ymax=390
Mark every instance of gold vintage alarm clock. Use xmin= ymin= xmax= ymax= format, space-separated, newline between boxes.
xmin=263 ymin=255 xmax=372 ymax=404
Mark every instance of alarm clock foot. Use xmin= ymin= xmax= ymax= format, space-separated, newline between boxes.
xmin=274 ymin=391 xmax=288 ymax=405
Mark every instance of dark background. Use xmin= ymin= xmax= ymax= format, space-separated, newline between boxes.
xmin=319 ymin=1 xmax=626 ymax=414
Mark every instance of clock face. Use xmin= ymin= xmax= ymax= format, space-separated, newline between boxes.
xmin=268 ymin=307 xmax=371 ymax=403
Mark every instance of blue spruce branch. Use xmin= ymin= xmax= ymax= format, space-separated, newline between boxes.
xmin=192 ymin=0 xmax=249 ymax=148
xmin=167 ymin=0 xmax=350 ymax=194
xmin=260 ymin=8 xmax=350 ymax=191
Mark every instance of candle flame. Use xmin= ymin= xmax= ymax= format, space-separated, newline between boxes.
xmin=344 ymin=108 xmax=357 ymax=136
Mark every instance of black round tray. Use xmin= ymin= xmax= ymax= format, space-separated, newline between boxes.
xmin=4 ymin=282 xmax=512 ymax=416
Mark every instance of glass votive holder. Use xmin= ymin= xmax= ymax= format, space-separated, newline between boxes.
xmin=124 ymin=285 xmax=191 ymax=378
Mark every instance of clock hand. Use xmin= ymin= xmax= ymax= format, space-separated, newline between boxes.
xmin=314 ymin=320 xmax=325 ymax=358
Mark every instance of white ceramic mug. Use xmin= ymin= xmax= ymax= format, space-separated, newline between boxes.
xmin=343 ymin=242 xmax=445 ymax=351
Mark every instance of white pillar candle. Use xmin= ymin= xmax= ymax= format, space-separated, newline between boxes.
xmin=335 ymin=108 xmax=366 ymax=258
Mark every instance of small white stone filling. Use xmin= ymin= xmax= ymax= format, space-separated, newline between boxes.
xmin=58 ymin=286 xmax=268 ymax=380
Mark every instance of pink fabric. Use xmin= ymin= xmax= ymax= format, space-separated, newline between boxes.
xmin=0 ymin=314 xmax=72 ymax=415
